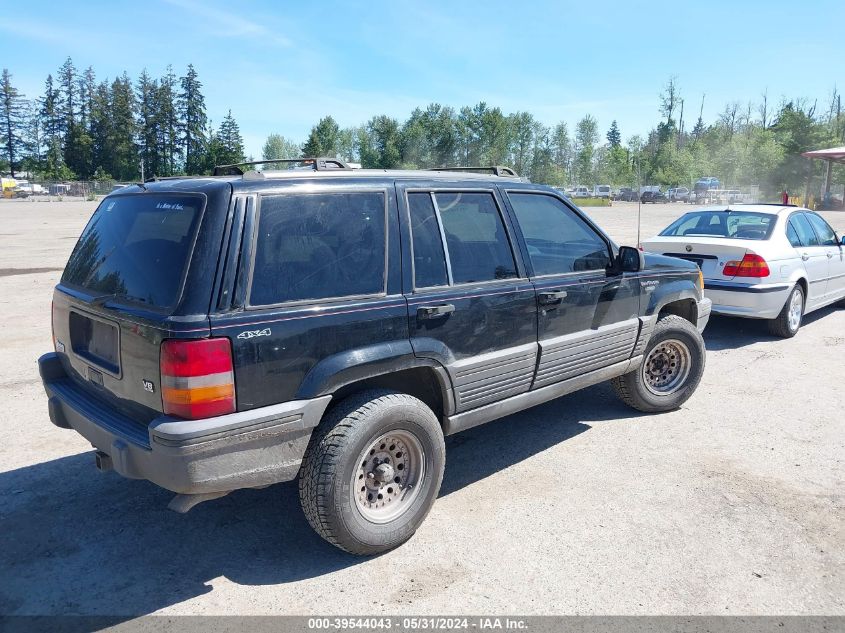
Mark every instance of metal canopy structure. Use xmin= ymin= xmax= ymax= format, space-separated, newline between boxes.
xmin=801 ymin=146 xmax=845 ymax=204
xmin=802 ymin=146 xmax=845 ymax=164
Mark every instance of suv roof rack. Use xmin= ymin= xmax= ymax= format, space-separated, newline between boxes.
xmin=213 ymin=157 xmax=351 ymax=176
xmin=427 ymin=166 xmax=519 ymax=177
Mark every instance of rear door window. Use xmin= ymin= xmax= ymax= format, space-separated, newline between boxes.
xmin=249 ymin=191 xmax=386 ymax=306
xmin=407 ymin=193 xmax=449 ymax=288
xmin=62 ymin=194 xmax=204 ymax=311
xmin=433 ymin=192 xmax=517 ymax=284
xmin=786 ymin=220 xmax=803 ymax=247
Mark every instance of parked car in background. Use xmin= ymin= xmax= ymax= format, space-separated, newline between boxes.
xmin=573 ymin=186 xmax=591 ymax=198
xmin=668 ymin=187 xmax=690 ymax=202
xmin=39 ymin=160 xmax=710 ymax=555
xmin=641 ymin=190 xmax=668 ymax=203
xmin=593 ymin=185 xmax=612 ymax=199
xmin=12 ymin=180 xmax=46 ymax=198
xmin=616 ymin=187 xmax=638 ymax=202
xmin=642 ymin=204 xmax=845 ymax=337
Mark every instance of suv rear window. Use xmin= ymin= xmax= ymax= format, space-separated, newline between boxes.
xmin=249 ymin=192 xmax=386 ymax=306
xmin=62 ymin=194 xmax=203 ymax=310
xmin=660 ymin=211 xmax=776 ymax=240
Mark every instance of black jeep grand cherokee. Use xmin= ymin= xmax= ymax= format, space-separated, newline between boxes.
xmin=40 ymin=160 xmax=711 ymax=554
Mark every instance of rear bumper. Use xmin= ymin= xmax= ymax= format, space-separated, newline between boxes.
xmin=704 ymin=281 xmax=792 ymax=320
xmin=39 ymin=353 xmax=331 ymax=494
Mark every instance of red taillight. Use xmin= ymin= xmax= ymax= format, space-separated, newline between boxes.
xmin=723 ymin=253 xmax=770 ymax=278
xmin=160 ymin=338 xmax=235 ymax=419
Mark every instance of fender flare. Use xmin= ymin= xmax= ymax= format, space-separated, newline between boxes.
xmin=295 ymin=340 xmax=455 ymax=416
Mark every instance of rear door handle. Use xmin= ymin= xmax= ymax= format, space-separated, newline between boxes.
xmin=801 ymin=253 xmax=810 ymax=261
xmin=417 ymin=303 xmax=455 ymax=319
xmin=538 ymin=290 xmax=568 ymax=305
xmin=827 ymin=252 xmax=834 ymax=258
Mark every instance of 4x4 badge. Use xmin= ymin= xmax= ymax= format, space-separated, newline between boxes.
xmin=237 ymin=328 xmax=271 ymax=340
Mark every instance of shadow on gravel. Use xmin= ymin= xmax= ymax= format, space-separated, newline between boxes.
xmin=0 ymin=382 xmax=630 ymax=617
xmin=704 ymin=305 xmax=840 ymax=351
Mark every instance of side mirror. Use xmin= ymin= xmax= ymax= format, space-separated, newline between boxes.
xmin=841 ymin=235 xmax=845 ymax=246
xmin=618 ymin=245 xmax=645 ymax=273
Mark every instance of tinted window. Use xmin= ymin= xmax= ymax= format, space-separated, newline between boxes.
xmin=508 ymin=193 xmax=610 ymax=275
xmin=408 ymin=193 xmax=448 ymax=288
xmin=786 ymin=220 xmax=803 ymax=247
xmin=790 ymin=213 xmax=820 ymax=246
xmin=660 ymin=211 xmax=775 ymax=240
xmin=250 ymin=192 xmax=385 ymax=306
xmin=805 ymin=213 xmax=838 ymax=246
xmin=434 ymin=192 xmax=517 ymax=284
xmin=62 ymin=194 xmax=202 ymax=311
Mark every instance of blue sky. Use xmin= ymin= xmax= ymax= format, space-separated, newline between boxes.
xmin=1 ymin=0 xmax=842 ymax=158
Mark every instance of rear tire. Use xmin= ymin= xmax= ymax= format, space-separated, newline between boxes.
xmin=768 ymin=284 xmax=803 ymax=338
xmin=612 ymin=315 xmax=706 ymax=413
xmin=299 ymin=389 xmax=445 ymax=556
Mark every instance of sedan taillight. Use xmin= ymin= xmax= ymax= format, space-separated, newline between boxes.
xmin=723 ymin=253 xmax=770 ymax=278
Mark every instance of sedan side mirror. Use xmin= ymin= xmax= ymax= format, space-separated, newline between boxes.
xmin=841 ymin=235 xmax=845 ymax=246
xmin=618 ymin=245 xmax=645 ymax=273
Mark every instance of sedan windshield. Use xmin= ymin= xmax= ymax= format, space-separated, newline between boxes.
xmin=660 ymin=211 xmax=776 ymax=240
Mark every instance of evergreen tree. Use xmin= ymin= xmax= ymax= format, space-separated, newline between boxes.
xmin=158 ymin=65 xmax=180 ymax=174
xmin=57 ymin=57 xmax=77 ymax=132
xmin=215 ymin=110 xmax=244 ymax=166
xmin=40 ymin=74 xmax=66 ymax=179
xmin=136 ymin=69 xmax=160 ymax=178
xmin=302 ymin=115 xmax=340 ymax=157
xmin=606 ymin=120 xmax=621 ymax=148
xmin=90 ymin=80 xmax=112 ymax=179
xmin=179 ymin=64 xmax=207 ymax=174
xmin=0 ymin=69 xmax=27 ymax=176
xmin=108 ymin=73 xmax=138 ymax=180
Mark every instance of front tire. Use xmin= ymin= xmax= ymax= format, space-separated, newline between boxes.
xmin=299 ymin=390 xmax=445 ymax=555
xmin=768 ymin=284 xmax=803 ymax=338
xmin=612 ymin=315 xmax=706 ymax=413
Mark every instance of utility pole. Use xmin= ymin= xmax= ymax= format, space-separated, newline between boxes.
xmin=140 ymin=159 xmax=144 ymax=183
xmin=677 ymin=99 xmax=685 ymax=150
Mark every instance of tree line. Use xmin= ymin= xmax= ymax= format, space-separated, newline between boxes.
xmin=0 ymin=58 xmax=245 ymax=181
xmin=2 ymin=61 xmax=843 ymax=197
xmin=282 ymin=79 xmax=844 ymax=197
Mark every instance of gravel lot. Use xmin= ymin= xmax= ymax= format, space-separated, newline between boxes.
xmin=0 ymin=198 xmax=843 ymax=616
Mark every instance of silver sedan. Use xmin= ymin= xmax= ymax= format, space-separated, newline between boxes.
xmin=642 ymin=204 xmax=845 ymax=337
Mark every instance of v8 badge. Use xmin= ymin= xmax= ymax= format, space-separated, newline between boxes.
xmin=142 ymin=379 xmax=155 ymax=393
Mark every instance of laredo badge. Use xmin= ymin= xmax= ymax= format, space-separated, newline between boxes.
xmin=237 ymin=328 xmax=272 ymax=340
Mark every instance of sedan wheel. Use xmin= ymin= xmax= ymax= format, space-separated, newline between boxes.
xmin=768 ymin=285 xmax=804 ymax=338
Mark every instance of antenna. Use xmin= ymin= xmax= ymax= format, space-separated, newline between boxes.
xmin=636 ymin=152 xmax=642 ymax=248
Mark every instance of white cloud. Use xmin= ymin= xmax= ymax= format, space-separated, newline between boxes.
xmin=161 ymin=0 xmax=292 ymax=47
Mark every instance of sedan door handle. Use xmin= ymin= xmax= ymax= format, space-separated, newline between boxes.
xmin=417 ymin=303 xmax=455 ymax=319
xmin=827 ymin=252 xmax=834 ymax=258
xmin=801 ymin=253 xmax=810 ymax=261
xmin=538 ymin=290 xmax=568 ymax=305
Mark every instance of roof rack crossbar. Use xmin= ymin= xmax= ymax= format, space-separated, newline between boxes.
xmin=212 ymin=157 xmax=350 ymax=176
xmin=426 ymin=166 xmax=519 ymax=177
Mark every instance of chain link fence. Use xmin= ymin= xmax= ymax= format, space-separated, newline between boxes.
xmin=1 ymin=179 xmax=123 ymax=201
